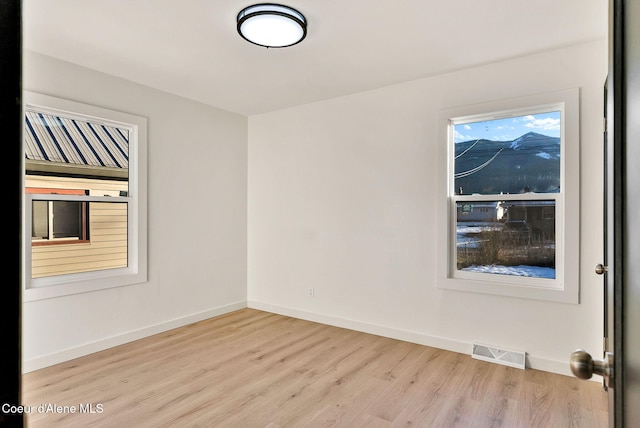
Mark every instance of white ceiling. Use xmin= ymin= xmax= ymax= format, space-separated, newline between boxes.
xmin=23 ymin=0 xmax=607 ymax=116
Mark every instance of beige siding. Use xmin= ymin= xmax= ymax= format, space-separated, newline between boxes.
xmin=27 ymin=175 xmax=128 ymax=278
xmin=26 ymin=175 xmax=127 ymax=196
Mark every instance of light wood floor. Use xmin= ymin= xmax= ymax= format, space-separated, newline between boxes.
xmin=22 ymin=308 xmax=608 ymax=427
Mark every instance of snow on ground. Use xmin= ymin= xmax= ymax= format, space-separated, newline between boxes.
xmin=461 ymin=264 xmax=556 ymax=279
xmin=456 ymin=222 xmax=500 ymax=248
xmin=457 ymin=223 xmax=556 ymax=279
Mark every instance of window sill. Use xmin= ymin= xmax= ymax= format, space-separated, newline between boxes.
xmin=23 ymin=267 xmax=147 ymax=302
xmin=438 ymin=271 xmax=578 ymax=304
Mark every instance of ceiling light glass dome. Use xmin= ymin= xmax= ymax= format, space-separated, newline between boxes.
xmin=237 ymin=3 xmax=307 ymax=48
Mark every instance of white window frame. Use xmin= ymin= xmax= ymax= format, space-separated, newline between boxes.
xmin=22 ymin=92 xmax=148 ymax=301
xmin=437 ymin=88 xmax=580 ymax=303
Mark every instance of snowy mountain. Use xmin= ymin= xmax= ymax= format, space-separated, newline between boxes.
xmin=454 ymin=132 xmax=560 ymax=195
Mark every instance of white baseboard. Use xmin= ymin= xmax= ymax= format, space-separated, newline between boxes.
xmin=22 ymin=301 xmax=247 ymax=373
xmin=527 ymin=355 xmax=575 ymax=377
xmin=247 ymin=301 xmax=470 ymax=354
xmin=247 ymin=300 xmax=579 ymax=378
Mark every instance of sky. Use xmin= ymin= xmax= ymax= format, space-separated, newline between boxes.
xmin=453 ymin=110 xmax=561 ymax=143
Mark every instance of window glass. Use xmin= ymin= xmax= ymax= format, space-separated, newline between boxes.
xmin=31 ymin=200 xmax=49 ymax=239
xmin=30 ymin=200 xmax=128 ymax=279
xmin=456 ymin=200 xmax=556 ymax=279
xmin=25 ymin=109 xmax=130 ymax=279
xmin=453 ymin=111 xmax=561 ymax=195
xmin=451 ymin=110 xmax=561 ymax=281
xmin=24 ymin=110 xmax=129 ymax=191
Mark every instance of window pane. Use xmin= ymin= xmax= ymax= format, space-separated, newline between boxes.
xmin=456 ymin=200 xmax=556 ymax=279
xmin=25 ymin=108 xmax=130 ymax=279
xmin=24 ymin=110 xmax=129 ymax=194
xmin=31 ymin=201 xmax=128 ymax=279
xmin=32 ymin=200 xmax=49 ymax=240
xmin=52 ymin=201 xmax=84 ymax=239
xmin=453 ymin=111 xmax=560 ymax=195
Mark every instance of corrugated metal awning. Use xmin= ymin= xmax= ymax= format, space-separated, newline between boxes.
xmin=25 ymin=111 xmax=129 ymax=170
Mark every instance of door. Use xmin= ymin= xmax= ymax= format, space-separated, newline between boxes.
xmin=570 ymin=0 xmax=618 ymax=422
xmin=620 ymin=1 xmax=640 ymax=426
xmin=570 ymin=1 xmax=640 ymax=426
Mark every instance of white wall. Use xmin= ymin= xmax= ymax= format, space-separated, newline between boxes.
xmin=22 ymin=51 xmax=248 ymax=371
xmin=247 ymin=40 xmax=607 ymax=375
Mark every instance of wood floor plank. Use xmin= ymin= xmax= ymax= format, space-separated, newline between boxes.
xmin=470 ymin=396 xmax=519 ymax=428
xmin=460 ymin=359 xmax=498 ymax=401
xmin=364 ymin=347 xmax=438 ymax=422
xmin=22 ymin=308 xmax=607 ymax=427
xmin=517 ymin=380 xmax=555 ymax=427
xmin=388 ymin=387 xmax=452 ymax=427
xmin=430 ymin=395 xmax=482 ymax=428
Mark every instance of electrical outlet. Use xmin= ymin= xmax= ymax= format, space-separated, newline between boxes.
xmin=308 ymin=288 xmax=315 ymax=298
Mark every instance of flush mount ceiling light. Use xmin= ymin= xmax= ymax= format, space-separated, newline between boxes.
xmin=237 ymin=3 xmax=307 ymax=48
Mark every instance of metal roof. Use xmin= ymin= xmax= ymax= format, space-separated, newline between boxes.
xmin=24 ymin=111 xmax=129 ymax=170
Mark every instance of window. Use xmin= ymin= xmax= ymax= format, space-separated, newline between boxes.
xmin=437 ymin=89 xmax=580 ymax=303
xmin=22 ymin=92 xmax=147 ymax=301
xmin=27 ymin=188 xmax=89 ymax=244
